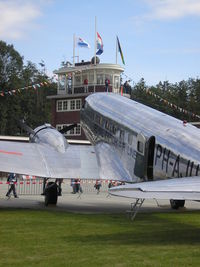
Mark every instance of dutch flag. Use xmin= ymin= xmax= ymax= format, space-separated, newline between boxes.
xmin=96 ymin=32 xmax=103 ymax=55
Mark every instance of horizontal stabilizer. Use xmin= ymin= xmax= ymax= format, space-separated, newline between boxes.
xmin=109 ymin=177 xmax=200 ymax=200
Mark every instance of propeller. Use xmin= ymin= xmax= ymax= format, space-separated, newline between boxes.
xmin=59 ymin=123 xmax=77 ymax=134
xmin=18 ymin=120 xmax=77 ymax=136
xmin=18 ymin=120 xmax=35 ymax=135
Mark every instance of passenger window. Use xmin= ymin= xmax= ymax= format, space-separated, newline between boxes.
xmin=120 ymin=130 xmax=124 ymax=140
xmin=95 ymin=114 xmax=100 ymax=124
xmin=105 ymin=121 xmax=109 ymax=129
xmin=137 ymin=141 xmax=144 ymax=154
xmin=99 ymin=117 xmax=103 ymax=126
xmin=128 ymin=133 xmax=133 ymax=145
xmin=112 ymin=125 xmax=117 ymax=134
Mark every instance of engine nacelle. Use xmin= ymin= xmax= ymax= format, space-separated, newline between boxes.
xmin=30 ymin=124 xmax=69 ymax=153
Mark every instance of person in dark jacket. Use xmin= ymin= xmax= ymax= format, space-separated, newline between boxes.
xmin=6 ymin=173 xmax=18 ymax=198
xmin=105 ymin=78 xmax=110 ymax=92
xmin=94 ymin=179 xmax=102 ymax=194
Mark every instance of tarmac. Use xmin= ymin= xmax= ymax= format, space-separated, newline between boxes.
xmin=0 ymin=180 xmax=200 ymax=215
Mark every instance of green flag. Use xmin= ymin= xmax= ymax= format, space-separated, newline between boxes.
xmin=117 ymin=36 xmax=125 ymax=65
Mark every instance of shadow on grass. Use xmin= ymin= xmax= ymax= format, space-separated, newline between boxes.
xmin=62 ymin=212 xmax=200 ymax=246
xmin=1 ymin=209 xmax=200 ymax=247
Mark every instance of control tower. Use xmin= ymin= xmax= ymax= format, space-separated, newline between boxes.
xmin=47 ymin=57 xmax=124 ymax=140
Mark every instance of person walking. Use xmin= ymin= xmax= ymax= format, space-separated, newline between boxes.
xmin=6 ymin=173 xmax=18 ymax=198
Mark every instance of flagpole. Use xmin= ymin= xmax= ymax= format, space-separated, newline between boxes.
xmin=94 ymin=16 xmax=97 ymax=66
xmin=73 ymin=33 xmax=75 ymax=66
xmin=116 ymin=35 xmax=118 ymax=64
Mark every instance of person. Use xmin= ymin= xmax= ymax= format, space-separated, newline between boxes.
xmin=94 ymin=179 xmax=102 ymax=194
xmin=71 ymin=179 xmax=76 ymax=194
xmin=74 ymin=179 xmax=83 ymax=194
xmin=123 ymin=80 xmax=131 ymax=94
xmin=108 ymin=180 xmax=114 ymax=189
xmin=105 ymin=78 xmax=110 ymax=92
xmin=41 ymin=178 xmax=49 ymax=195
xmin=6 ymin=173 xmax=18 ymax=198
xmin=84 ymin=78 xmax=88 ymax=93
xmin=55 ymin=178 xmax=63 ymax=196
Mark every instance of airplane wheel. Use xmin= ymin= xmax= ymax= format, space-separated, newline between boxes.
xmin=44 ymin=182 xmax=58 ymax=206
xmin=170 ymin=199 xmax=185 ymax=209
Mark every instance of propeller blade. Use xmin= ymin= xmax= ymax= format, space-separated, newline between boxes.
xmin=59 ymin=123 xmax=77 ymax=134
xmin=18 ymin=120 xmax=35 ymax=135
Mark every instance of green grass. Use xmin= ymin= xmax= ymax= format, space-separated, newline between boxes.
xmin=0 ymin=210 xmax=200 ymax=267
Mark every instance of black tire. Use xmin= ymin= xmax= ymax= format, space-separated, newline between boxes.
xmin=170 ymin=199 xmax=185 ymax=210
xmin=44 ymin=182 xmax=58 ymax=206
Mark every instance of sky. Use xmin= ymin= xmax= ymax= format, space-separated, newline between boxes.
xmin=1 ymin=0 xmax=200 ymax=85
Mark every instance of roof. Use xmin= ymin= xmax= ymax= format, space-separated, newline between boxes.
xmin=54 ymin=63 xmax=124 ymax=75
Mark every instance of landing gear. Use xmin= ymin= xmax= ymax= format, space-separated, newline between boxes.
xmin=170 ymin=199 xmax=185 ymax=209
xmin=44 ymin=182 xmax=58 ymax=206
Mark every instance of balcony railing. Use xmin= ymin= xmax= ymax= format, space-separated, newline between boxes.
xmin=58 ymin=84 xmax=116 ymax=95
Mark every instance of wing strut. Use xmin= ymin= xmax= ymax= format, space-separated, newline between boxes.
xmin=126 ymin=199 xmax=145 ymax=221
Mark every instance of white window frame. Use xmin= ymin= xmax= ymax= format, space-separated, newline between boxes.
xmin=56 ymin=99 xmax=82 ymax=112
xmin=76 ymin=99 xmax=81 ymax=110
xmin=57 ymin=100 xmax=63 ymax=111
xmin=70 ymin=100 xmax=75 ymax=110
xmin=63 ymin=100 xmax=68 ymax=111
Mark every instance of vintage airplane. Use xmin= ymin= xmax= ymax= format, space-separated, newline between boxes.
xmin=80 ymin=93 xmax=200 ymax=210
xmin=0 ymin=92 xmax=200 ymax=208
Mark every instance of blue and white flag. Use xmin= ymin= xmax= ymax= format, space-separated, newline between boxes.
xmin=77 ymin=37 xmax=90 ymax=48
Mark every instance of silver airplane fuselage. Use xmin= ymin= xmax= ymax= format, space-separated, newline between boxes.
xmin=80 ymin=93 xmax=200 ymax=182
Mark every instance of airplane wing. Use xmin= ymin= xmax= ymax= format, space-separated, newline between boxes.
xmin=0 ymin=140 xmax=134 ymax=182
xmin=0 ymin=141 xmax=100 ymax=179
xmin=109 ymin=177 xmax=200 ymax=200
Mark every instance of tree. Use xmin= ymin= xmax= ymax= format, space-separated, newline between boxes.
xmin=131 ymin=77 xmax=200 ymax=122
xmin=0 ymin=40 xmax=56 ymax=135
xmin=0 ymin=41 xmax=23 ymax=90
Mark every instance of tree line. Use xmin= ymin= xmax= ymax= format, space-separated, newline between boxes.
xmin=0 ymin=40 xmax=56 ymax=135
xmin=131 ymin=78 xmax=200 ymax=122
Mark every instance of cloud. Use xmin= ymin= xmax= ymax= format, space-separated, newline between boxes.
xmin=0 ymin=0 xmax=43 ymax=39
xmin=138 ymin=0 xmax=200 ymax=21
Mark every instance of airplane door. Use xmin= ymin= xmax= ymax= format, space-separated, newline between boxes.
xmin=134 ymin=133 xmax=146 ymax=179
xmin=134 ymin=134 xmax=155 ymax=180
xmin=146 ymin=136 xmax=155 ymax=181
